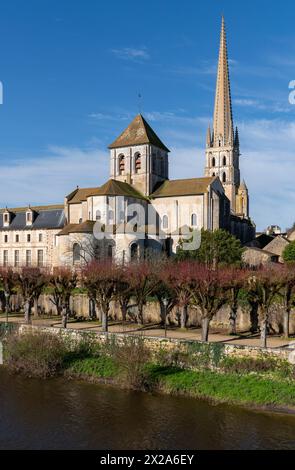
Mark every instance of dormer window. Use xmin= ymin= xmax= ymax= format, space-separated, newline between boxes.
xmin=3 ymin=210 xmax=12 ymax=227
xmin=26 ymin=208 xmax=35 ymax=226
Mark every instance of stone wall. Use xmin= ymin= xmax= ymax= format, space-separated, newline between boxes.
xmin=18 ymin=324 xmax=295 ymax=365
xmin=7 ymin=293 xmax=295 ymax=335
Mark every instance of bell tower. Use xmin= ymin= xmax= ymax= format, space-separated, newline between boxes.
xmin=109 ymin=114 xmax=169 ymax=196
xmin=205 ymin=17 xmax=248 ymax=217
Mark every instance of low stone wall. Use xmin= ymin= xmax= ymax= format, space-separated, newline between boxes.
xmin=7 ymin=293 xmax=295 ymax=335
xmin=18 ymin=324 xmax=295 ymax=365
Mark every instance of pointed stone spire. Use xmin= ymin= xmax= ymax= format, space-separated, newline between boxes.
xmin=213 ymin=16 xmax=233 ymax=146
xmin=206 ymin=124 xmax=212 ymax=147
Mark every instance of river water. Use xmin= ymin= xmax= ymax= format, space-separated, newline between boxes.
xmin=0 ymin=369 xmax=294 ymax=450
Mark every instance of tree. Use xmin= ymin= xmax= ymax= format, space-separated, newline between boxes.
xmin=277 ymin=264 xmax=295 ymax=338
xmin=155 ymin=260 xmax=177 ymax=325
xmin=176 ymin=229 xmax=244 ymax=267
xmin=15 ymin=267 xmax=48 ymax=324
xmin=226 ymin=267 xmax=249 ymax=335
xmin=0 ymin=267 xmax=16 ymax=322
xmin=246 ymin=267 xmax=283 ymax=348
xmin=115 ymin=264 xmax=135 ymax=323
xmin=81 ymin=260 xmax=118 ymax=332
xmin=188 ymin=264 xmax=233 ymax=341
xmin=49 ymin=268 xmax=77 ymax=328
xmin=126 ymin=261 xmax=159 ymax=325
xmin=282 ymin=241 xmax=295 ymax=263
xmin=162 ymin=261 xmax=195 ymax=329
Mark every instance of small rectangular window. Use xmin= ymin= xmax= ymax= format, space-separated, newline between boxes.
xmin=37 ymin=250 xmax=43 ymax=267
xmin=4 ymin=235 xmax=8 ymax=243
xmin=14 ymin=250 xmax=19 ymax=267
xmin=26 ymin=250 xmax=31 ymax=266
xmin=39 ymin=233 xmax=42 ymax=242
xmin=3 ymin=250 xmax=8 ymax=266
xmin=15 ymin=234 xmax=19 ymax=243
xmin=27 ymin=234 xmax=31 ymax=242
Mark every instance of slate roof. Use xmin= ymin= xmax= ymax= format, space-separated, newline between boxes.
xmin=108 ymin=114 xmax=170 ymax=152
xmin=0 ymin=205 xmax=65 ymax=231
xmin=67 ymin=179 xmax=147 ymax=204
xmin=150 ymin=177 xmax=215 ymax=198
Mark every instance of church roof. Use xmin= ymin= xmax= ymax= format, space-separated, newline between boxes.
xmin=67 ymin=179 xmax=147 ymax=204
xmin=108 ymin=114 xmax=170 ymax=152
xmin=150 ymin=177 xmax=215 ymax=198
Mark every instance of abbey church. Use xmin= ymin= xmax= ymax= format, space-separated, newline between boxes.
xmin=0 ymin=18 xmax=255 ymax=268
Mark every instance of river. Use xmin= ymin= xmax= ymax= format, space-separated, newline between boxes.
xmin=0 ymin=369 xmax=294 ymax=450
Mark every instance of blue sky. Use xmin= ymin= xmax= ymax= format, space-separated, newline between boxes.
xmin=1 ymin=0 xmax=295 ymax=231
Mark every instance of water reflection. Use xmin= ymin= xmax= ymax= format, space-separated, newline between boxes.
xmin=0 ymin=370 xmax=294 ymax=450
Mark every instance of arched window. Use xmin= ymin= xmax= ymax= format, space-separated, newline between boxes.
xmin=118 ymin=154 xmax=125 ymax=175
xmin=212 ymin=172 xmax=216 ymax=177
xmin=73 ymin=243 xmax=81 ymax=264
xmin=134 ymin=153 xmax=141 ymax=173
xmin=163 ymin=215 xmax=169 ymax=229
xmin=96 ymin=210 xmax=101 ymax=221
xmin=130 ymin=243 xmax=138 ymax=260
xmin=212 ymin=157 xmax=216 ymax=167
xmin=79 ymin=218 xmax=82 ymax=224
xmin=191 ymin=213 xmax=197 ymax=226
xmin=222 ymin=172 xmax=226 ymax=183
xmin=223 ymin=156 xmax=226 ymax=166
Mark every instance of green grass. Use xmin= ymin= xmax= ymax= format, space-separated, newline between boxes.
xmin=66 ymin=356 xmax=118 ymax=378
xmin=147 ymin=366 xmax=295 ymax=407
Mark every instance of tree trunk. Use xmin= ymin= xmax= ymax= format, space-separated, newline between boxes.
xmin=249 ymin=301 xmax=259 ymax=333
xmin=24 ymin=300 xmax=31 ymax=325
xmin=201 ymin=317 xmax=210 ymax=342
xmin=137 ymin=302 xmax=144 ymax=325
xmin=180 ymin=305 xmax=187 ymax=329
xmin=33 ymin=298 xmax=39 ymax=318
xmin=101 ymin=311 xmax=108 ymax=332
xmin=229 ymin=307 xmax=238 ymax=335
xmin=4 ymin=292 xmax=10 ymax=320
xmin=89 ymin=298 xmax=97 ymax=320
xmin=61 ymin=306 xmax=68 ymax=328
xmin=121 ymin=303 xmax=128 ymax=322
xmin=283 ymin=308 xmax=290 ymax=339
xmin=260 ymin=318 xmax=268 ymax=348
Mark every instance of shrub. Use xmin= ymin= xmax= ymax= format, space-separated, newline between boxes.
xmin=4 ymin=331 xmax=69 ymax=378
xmin=220 ymin=355 xmax=294 ymax=378
xmin=105 ymin=335 xmax=151 ymax=389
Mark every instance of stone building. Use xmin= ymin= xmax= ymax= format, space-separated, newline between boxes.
xmin=0 ymin=17 xmax=255 ymax=269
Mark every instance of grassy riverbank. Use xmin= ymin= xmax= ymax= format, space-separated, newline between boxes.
xmin=2 ymin=330 xmax=295 ymax=412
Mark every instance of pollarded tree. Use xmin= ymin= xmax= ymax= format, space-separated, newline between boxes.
xmin=49 ymin=267 xmax=78 ymax=328
xmin=0 ymin=267 xmax=17 ymax=320
xmin=276 ymin=264 xmax=295 ymax=338
xmin=246 ymin=267 xmax=283 ymax=348
xmin=188 ymin=264 xmax=233 ymax=342
xmin=226 ymin=267 xmax=249 ymax=335
xmin=81 ymin=260 xmax=118 ymax=332
xmin=126 ymin=261 xmax=159 ymax=325
xmin=15 ymin=267 xmax=49 ymax=324
xmin=162 ymin=261 xmax=195 ymax=329
xmin=115 ymin=264 xmax=135 ymax=323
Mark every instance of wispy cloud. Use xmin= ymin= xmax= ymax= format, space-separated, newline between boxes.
xmin=0 ymin=146 xmax=109 ymax=208
xmin=111 ymin=47 xmax=150 ymax=61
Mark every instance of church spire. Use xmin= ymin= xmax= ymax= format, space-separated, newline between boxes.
xmin=206 ymin=124 xmax=212 ymax=147
xmin=213 ymin=16 xmax=233 ymax=147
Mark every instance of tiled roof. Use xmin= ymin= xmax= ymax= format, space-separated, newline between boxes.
xmin=108 ymin=114 xmax=170 ymax=152
xmin=67 ymin=179 xmax=147 ymax=204
xmin=150 ymin=177 xmax=215 ymax=198
xmin=58 ymin=220 xmax=95 ymax=236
